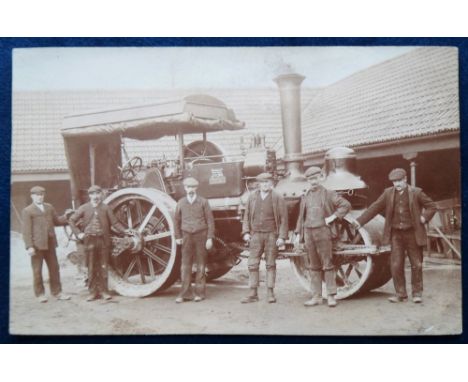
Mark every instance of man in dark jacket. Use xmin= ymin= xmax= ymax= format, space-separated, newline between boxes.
xmin=295 ymin=167 xmax=351 ymax=307
xmin=69 ymin=185 xmax=127 ymax=301
xmin=174 ymin=177 xmax=215 ymax=303
xmin=21 ymin=186 xmax=72 ymax=303
xmin=241 ymin=172 xmax=288 ymax=303
xmin=355 ymin=168 xmax=436 ymax=303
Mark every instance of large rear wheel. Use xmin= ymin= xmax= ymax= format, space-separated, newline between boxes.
xmin=105 ymin=188 xmax=180 ymax=297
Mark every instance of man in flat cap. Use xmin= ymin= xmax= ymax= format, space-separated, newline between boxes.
xmin=295 ymin=166 xmax=351 ymax=307
xmin=355 ymin=168 xmax=436 ymax=303
xmin=21 ymin=186 xmax=73 ymax=302
xmin=69 ymin=185 xmax=127 ymax=301
xmin=241 ymin=172 xmax=288 ymax=303
xmin=174 ymin=177 xmax=215 ymax=303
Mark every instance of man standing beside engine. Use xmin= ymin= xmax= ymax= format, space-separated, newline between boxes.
xmin=22 ymin=186 xmax=73 ymax=303
xmin=354 ymin=168 xmax=436 ymax=303
xmin=241 ymin=172 xmax=288 ymax=304
xmin=295 ymin=167 xmax=351 ymax=308
xmin=174 ymin=177 xmax=215 ymax=303
xmin=69 ymin=185 xmax=128 ymax=301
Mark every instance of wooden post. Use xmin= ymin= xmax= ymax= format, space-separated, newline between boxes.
xmin=63 ymin=139 xmax=80 ymax=207
xmin=403 ymin=152 xmax=418 ymax=186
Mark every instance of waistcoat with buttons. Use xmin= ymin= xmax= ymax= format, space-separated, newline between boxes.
xmin=84 ymin=209 xmax=104 ymax=236
xmin=392 ymin=188 xmax=413 ymax=230
xmin=252 ymin=192 xmax=276 ymax=232
xmin=304 ymin=188 xmax=326 ymax=228
xmin=179 ymin=197 xmax=209 ymax=234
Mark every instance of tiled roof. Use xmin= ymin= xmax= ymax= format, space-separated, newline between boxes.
xmin=301 ymin=47 xmax=460 ymax=155
xmin=12 ymin=47 xmax=460 ymax=174
xmin=12 ymin=88 xmax=318 ymax=173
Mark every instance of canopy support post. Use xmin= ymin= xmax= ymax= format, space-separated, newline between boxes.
xmin=178 ymin=132 xmax=184 ymax=170
xmin=90 ymin=143 xmax=96 ymax=186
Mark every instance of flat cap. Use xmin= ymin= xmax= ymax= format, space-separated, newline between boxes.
xmin=183 ymin=177 xmax=199 ymax=186
xmin=88 ymin=185 xmax=103 ymax=194
xmin=388 ymin=168 xmax=407 ymax=181
xmin=255 ymin=172 xmax=273 ymax=182
xmin=304 ymin=166 xmax=322 ymax=178
xmin=30 ymin=186 xmax=45 ymax=194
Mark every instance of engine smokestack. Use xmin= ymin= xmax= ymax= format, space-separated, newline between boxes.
xmin=274 ymin=72 xmax=305 ymax=180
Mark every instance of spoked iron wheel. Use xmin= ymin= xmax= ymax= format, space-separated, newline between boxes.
xmin=183 ymin=140 xmax=225 ymax=165
xmin=120 ymin=156 xmax=143 ymax=182
xmin=105 ymin=188 xmax=180 ymax=297
xmin=290 ymin=210 xmax=391 ymax=299
xmin=205 ymin=237 xmax=240 ymax=281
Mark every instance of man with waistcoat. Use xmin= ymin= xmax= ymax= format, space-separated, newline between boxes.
xmin=354 ymin=168 xmax=436 ymax=303
xmin=69 ymin=185 xmax=127 ymax=301
xmin=241 ymin=172 xmax=288 ymax=303
xmin=174 ymin=177 xmax=215 ymax=303
xmin=22 ymin=186 xmax=73 ymax=303
xmin=295 ymin=167 xmax=351 ymax=308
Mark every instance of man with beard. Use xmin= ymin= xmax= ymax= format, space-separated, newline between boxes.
xmin=295 ymin=167 xmax=351 ymax=308
xmin=241 ymin=172 xmax=288 ymax=304
xmin=69 ymin=185 xmax=127 ymax=301
xmin=22 ymin=186 xmax=73 ymax=303
xmin=174 ymin=177 xmax=215 ymax=303
xmin=354 ymin=168 xmax=436 ymax=303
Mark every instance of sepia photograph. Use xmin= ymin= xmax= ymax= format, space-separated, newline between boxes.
xmin=9 ymin=45 xmax=462 ymax=335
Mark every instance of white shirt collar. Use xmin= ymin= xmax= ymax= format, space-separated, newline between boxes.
xmin=187 ymin=194 xmax=197 ymax=204
xmin=260 ymin=190 xmax=270 ymax=200
xmin=34 ymin=202 xmax=45 ymax=212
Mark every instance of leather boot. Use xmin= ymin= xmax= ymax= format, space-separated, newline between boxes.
xmin=388 ymin=295 xmax=408 ymax=303
xmin=267 ymin=288 xmax=276 ymax=303
xmin=241 ymin=288 xmax=259 ymax=303
xmin=304 ymin=295 xmax=322 ymax=307
xmin=327 ymin=294 xmax=337 ymax=307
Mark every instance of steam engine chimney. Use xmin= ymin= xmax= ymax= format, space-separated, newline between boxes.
xmin=274 ymin=72 xmax=305 ymax=180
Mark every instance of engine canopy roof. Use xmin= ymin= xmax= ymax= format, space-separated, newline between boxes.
xmin=61 ymin=94 xmax=245 ymax=141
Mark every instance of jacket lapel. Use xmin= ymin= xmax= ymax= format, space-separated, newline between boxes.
xmin=32 ymin=203 xmax=45 ymax=215
xmin=388 ymin=188 xmax=396 ymax=219
xmin=407 ymin=186 xmax=415 ymax=210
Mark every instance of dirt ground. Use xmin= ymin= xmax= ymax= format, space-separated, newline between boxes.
xmin=9 ymin=230 xmax=463 ymax=336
